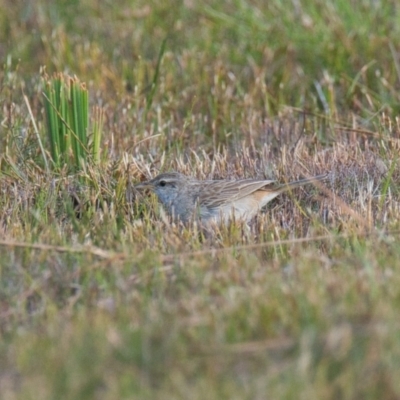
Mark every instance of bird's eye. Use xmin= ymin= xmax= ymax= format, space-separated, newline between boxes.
xmin=159 ymin=180 xmax=167 ymax=187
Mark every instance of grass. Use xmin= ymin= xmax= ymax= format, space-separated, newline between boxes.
xmin=1 ymin=0 xmax=400 ymax=398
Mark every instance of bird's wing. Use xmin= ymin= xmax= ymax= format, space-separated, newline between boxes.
xmin=199 ymin=179 xmax=276 ymax=209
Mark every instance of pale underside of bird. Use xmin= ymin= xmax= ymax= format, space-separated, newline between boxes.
xmin=135 ymin=171 xmax=327 ymax=224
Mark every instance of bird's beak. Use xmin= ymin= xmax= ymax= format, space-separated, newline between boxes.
xmin=134 ymin=182 xmax=154 ymax=192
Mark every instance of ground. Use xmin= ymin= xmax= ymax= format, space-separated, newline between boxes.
xmin=1 ymin=1 xmax=400 ymax=399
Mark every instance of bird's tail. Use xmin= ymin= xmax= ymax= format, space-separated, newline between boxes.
xmin=278 ymin=174 xmax=328 ymax=192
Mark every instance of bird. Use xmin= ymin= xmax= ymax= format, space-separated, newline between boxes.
xmin=134 ymin=171 xmax=327 ymax=224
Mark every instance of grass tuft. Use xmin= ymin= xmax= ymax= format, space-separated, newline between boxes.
xmin=42 ymin=73 xmax=102 ymax=172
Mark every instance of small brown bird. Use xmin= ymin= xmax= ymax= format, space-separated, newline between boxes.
xmin=135 ymin=172 xmax=327 ymax=224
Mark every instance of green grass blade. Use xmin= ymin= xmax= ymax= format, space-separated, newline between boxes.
xmin=92 ymin=106 xmax=103 ymax=164
xmin=145 ymin=37 xmax=167 ymax=112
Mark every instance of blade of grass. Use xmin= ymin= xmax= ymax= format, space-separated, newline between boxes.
xmin=23 ymin=92 xmax=50 ymax=174
xmin=43 ymin=80 xmax=60 ymax=164
xmin=69 ymin=77 xmax=89 ymax=170
xmin=379 ymin=153 xmax=397 ymax=209
xmin=92 ymin=106 xmax=103 ymax=164
xmin=145 ymin=37 xmax=167 ymax=112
